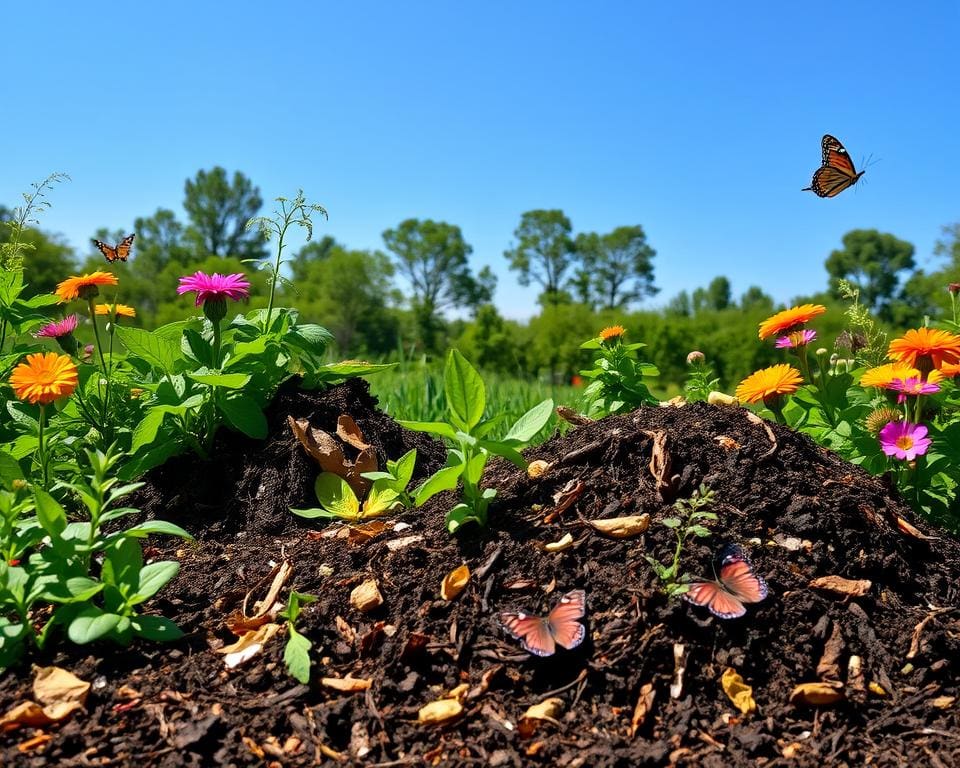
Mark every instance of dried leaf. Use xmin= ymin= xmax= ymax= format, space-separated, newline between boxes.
xmin=660 ymin=396 xmax=686 ymax=408
xmin=504 ymin=579 xmax=538 ymax=590
xmin=218 ymin=623 xmax=281 ymax=669
xmin=721 ymin=668 xmax=757 ymax=715
xmin=790 ymin=681 xmax=844 ymax=706
xmin=548 ymin=480 xmax=584 ymax=521
xmin=335 ymin=615 xmax=357 ymax=644
xmin=527 ymin=460 xmax=551 ymax=479
xmin=321 ymin=676 xmax=372 ymax=692
xmin=350 ymin=579 xmax=383 ymax=613
xmin=555 ymin=406 xmax=594 ymax=425
xmin=227 ymin=561 xmax=292 ymax=634
xmin=448 ymin=683 xmax=470 ymax=702
xmin=907 ymin=609 xmax=952 ymax=659
xmin=816 ymin=622 xmax=844 ymax=682
xmin=629 ymin=683 xmax=656 ymax=738
xmin=808 ymin=575 xmax=872 ymax=597
xmin=714 ymin=435 xmax=740 ymax=450
xmin=286 ymin=416 xmax=374 ymax=496
xmin=336 ymin=415 xmax=370 ymax=450
xmin=587 ymin=514 xmax=650 ymax=538
xmin=543 ymin=533 xmax=574 ymax=552
xmin=643 ymin=430 xmax=674 ymax=496
xmin=931 ymin=695 xmax=956 ymax=709
xmin=896 ymin=516 xmax=937 ymax=540
xmin=771 ymin=534 xmax=812 ymax=552
xmin=670 ymin=643 xmax=686 ymax=699
xmin=467 ymin=665 xmax=502 ymax=700
xmin=0 ymin=666 xmax=94 ymax=728
xmin=521 ymin=697 xmax=564 ymax=723
xmin=441 ymin=564 xmax=470 ymax=601
xmin=417 ymin=698 xmax=463 ymax=724
xmin=329 ymin=520 xmax=391 ymax=546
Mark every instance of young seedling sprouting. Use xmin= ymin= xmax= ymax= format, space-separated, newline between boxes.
xmin=645 ymin=484 xmax=717 ymax=597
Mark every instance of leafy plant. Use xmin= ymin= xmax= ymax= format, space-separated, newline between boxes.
xmin=579 ymin=326 xmax=659 ymax=418
xmin=280 ymin=590 xmax=317 ymax=684
xmin=683 ymin=350 xmax=720 ymax=403
xmin=400 ymin=349 xmax=553 ymax=533
xmin=291 ymin=471 xmax=402 ymax=522
xmin=645 ymin=484 xmax=718 ymax=597
xmin=361 ymin=448 xmax=418 ymax=508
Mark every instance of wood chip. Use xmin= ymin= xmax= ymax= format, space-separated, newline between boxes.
xmin=350 ymin=579 xmax=383 ymax=613
xmin=417 ymin=698 xmax=463 ymax=725
xmin=629 ymin=683 xmax=655 ymax=738
xmin=321 ymin=676 xmax=371 ymax=693
xmin=543 ymin=533 xmax=574 ymax=552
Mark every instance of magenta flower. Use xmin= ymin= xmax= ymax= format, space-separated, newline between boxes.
xmin=34 ymin=315 xmax=79 ymax=339
xmin=878 ymin=420 xmax=932 ymax=461
xmin=775 ymin=329 xmax=817 ymax=349
xmin=888 ymin=377 xmax=940 ymax=396
xmin=176 ymin=272 xmax=251 ymax=306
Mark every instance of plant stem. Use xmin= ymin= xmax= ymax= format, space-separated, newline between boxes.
xmin=37 ymin=405 xmax=47 ymax=489
xmin=212 ymin=319 xmax=223 ymax=369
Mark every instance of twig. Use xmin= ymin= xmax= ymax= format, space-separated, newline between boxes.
xmin=745 ymin=411 xmax=778 ymax=460
xmin=536 ymin=668 xmax=588 ymax=700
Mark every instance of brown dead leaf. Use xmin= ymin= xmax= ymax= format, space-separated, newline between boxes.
xmin=896 ymin=516 xmax=937 ymax=540
xmin=714 ymin=435 xmax=740 ymax=450
xmin=721 ymin=668 xmax=757 ymax=715
xmin=546 ymin=479 xmax=584 ymax=523
xmin=543 ymin=533 xmax=574 ymax=552
xmin=808 ymin=575 xmax=872 ymax=597
xmin=335 ymin=616 xmax=357 ymax=644
xmin=417 ymin=698 xmax=463 ymax=725
xmin=441 ymin=564 xmax=470 ymax=601
xmin=643 ymin=430 xmax=675 ymax=497
xmin=330 ymin=520 xmax=391 ymax=546
xmin=790 ymin=681 xmax=844 ymax=706
xmin=359 ymin=622 xmax=387 ymax=657
xmin=401 ymin=631 xmax=430 ymax=662
xmin=587 ymin=514 xmax=650 ymax=538
xmin=218 ymin=623 xmax=281 ymax=669
xmin=522 ymin=697 xmax=564 ymax=723
xmin=336 ymin=415 xmax=370 ymax=450
xmin=286 ymin=416 xmax=374 ymax=496
xmin=931 ymin=695 xmax=956 ymax=709
xmin=555 ymin=405 xmax=594 ymax=425
xmin=467 ymin=665 xmax=503 ymax=700
xmin=629 ymin=683 xmax=656 ymax=738
xmin=321 ymin=676 xmax=372 ymax=693
xmin=816 ymin=622 xmax=845 ymax=682
xmin=907 ymin=608 xmax=953 ymax=659
xmin=504 ymin=579 xmax=538 ymax=590
xmin=0 ymin=666 xmax=91 ymax=732
xmin=227 ymin=561 xmax=292 ymax=634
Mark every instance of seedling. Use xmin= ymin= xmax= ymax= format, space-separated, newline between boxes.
xmin=645 ymin=484 xmax=718 ymax=597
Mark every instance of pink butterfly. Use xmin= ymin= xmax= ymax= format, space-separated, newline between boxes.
xmin=683 ymin=544 xmax=768 ymax=619
xmin=498 ymin=589 xmax=587 ymax=656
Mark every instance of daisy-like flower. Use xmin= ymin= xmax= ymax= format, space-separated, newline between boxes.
xmin=55 ymin=271 xmax=119 ymax=302
xmin=864 ymin=407 xmax=901 ymax=435
xmin=936 ymin=362 xmax=960 ymax=378
xmin=887 ymin=328 xmax=960 ymax=376
xmin=735 ymin=364 xmax=803 ymax=404
xmin=599 ymin=325 xmax=626 ymax=343
xmin=860 ymin=362 xmax=923 ymax=389
xmin=774 ymin=329 xmax=817 ymax=349
xmin=888 ymin=377 xmax=940 ymax=397
xmin=95 ymin=303 xmax=136 ymax=318
xmin=758 ymin=304 xmax=826 ymax=340
xmin=9 ymin=352 xmax=79 ymax=405
xmin=33 ymin=315 xmax=78 ymax=339
xmin=878 ymin=420 xmax=932 ymax=461
xmin=177 ymin=272 xmax=251 ymax=307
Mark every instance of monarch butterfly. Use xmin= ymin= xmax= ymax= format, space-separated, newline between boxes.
xmin=498 ymin=589 xmax=586 ymax=656
xmin=92 ymin=233 xmax=135 ymax=263
xmin=683 ymin=544 xmax=768 ymax=619
xmin=802 ymin=135 xmax=864 ymax=197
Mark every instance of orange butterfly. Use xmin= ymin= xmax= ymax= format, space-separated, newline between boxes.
xmin=93 ymin=233 xmax=135 ymax=263
xmin=802 ymin=135 xmax=864 ymax=197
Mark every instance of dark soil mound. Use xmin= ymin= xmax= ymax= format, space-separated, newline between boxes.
xmin=2 ymin=385 xmax=959 ymax=767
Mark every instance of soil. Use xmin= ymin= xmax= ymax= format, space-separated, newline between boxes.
xmin=2 ymin=378 xmax=959 ymax=767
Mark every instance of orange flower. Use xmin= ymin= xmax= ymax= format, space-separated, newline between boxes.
xmin=735 ymin=364 xmax=803 ymax=404
xmin=55 ymin=271 xmax=118 ymax=302
xmin=95 ymin=303 xmax=136 ymax=318
xmin=599 ymin=325 xmax=626 ymax=342
xmin=888 ymin=328 xmax=960 ymax=374
xmin=938 ymin=362 xmax=960 ymax=378
xmin=9 ymin=352 xmax=79 ymax=405
xmin=757 ymin=304 xmax=826 ymax=340
xmin=860 ymin=362 xmax=922 ymax=389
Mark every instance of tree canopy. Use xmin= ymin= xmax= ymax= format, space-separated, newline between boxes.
xmin=504 ymin=209 xmax=575 ymax=307
xmin=825 ymin=229 xmax=915 ymax=320
xmin=183 ymin=167 xmax=267 ymax=261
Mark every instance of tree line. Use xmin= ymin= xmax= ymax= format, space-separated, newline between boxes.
xmin=2 ymin=166 xmax=959 ymax=389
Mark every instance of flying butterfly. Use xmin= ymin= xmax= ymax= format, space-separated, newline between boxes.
xmin=93 ymin=233 xmax=136 ymax=263
xmin=802 ymin=135 xmax=864 ymax=197
xmin=683 ymin=544 xmax=768 ymax=620
xmin=498 ymin=589 xmax=586 ymax=656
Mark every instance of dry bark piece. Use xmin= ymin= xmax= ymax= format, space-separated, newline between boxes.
xmin=350 ymin=579 xmax=384 ymax=613
xmin=440 ymin=564 xmax=470 ymax=601
xmin=543 ymin=533 xmax=574 ymax=552
xmin=418 ymin=698 xmax=464 ymax=725
xmin=931 ymin=695 xmax=956 ymax=709
xmin=629 ymin=683 xmax=656 ymax=738
xmin=555 ymin=406 xmax=594 ymax=426
xmin=809 ymin=575 xmax=872 ymax=597
xmin=527 ymin=460 xmax=551 ymax=478
xmin=586 ymin=514 xmax=651 ymax=538
xmin=321 ymin=676 xmax=372 ymax=692
xmin=547 ymin=479 xmax=584 ymax=523
xmin=790 ymin=681 xmax=844 ymax=706
xmin=721 ymin=668 xmax=757 ymax=715
xmin=335 ymin=415 xmax=371 ymax=450
xmin=643 ymin=430 xmax=675 ymax=497
xmin=816 ymin=622 xmax=845 ymax=682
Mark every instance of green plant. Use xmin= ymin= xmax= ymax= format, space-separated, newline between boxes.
xmin=361 ymin=448 xmax=418 ymax=508
xmin=291 ymin=471 xmax=403 ymax=522
xmin=683 ymin=350 xmax=720 ymax=402
xmin=400 ymin=349 xmax=553 ymax=533
xmin=579 ymin=326 xmax=659 ymax=418
xmin=280 ymin=590 xmax=317 ymax=684
xmin=645 ymin=484 xmax=718 ymax=597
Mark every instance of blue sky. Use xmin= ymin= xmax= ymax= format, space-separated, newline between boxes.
xmin=2 ymin=2 xmax=957 ymax=319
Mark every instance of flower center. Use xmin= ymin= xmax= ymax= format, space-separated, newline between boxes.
xmin=895 ymin=436 xmax=914 ymax=451
xmin=36 ymin=367 xmax=58 ymax=386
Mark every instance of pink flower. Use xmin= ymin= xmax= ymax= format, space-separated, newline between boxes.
xmin=34 ymin=315 xmax=78 ymax=339
xmin=176 ymin=272 xmax=251 ymax=306
xmin=888 ymin=377 xmax=940 ymax=396
xmin=774 ymin=329 xmax=817 ymax=349
xmin=878 ymin=420 xmax=932 ymax=461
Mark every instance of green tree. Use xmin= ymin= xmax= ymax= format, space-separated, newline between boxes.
xmin=133 ymin=208 xmax=192 ymax=272
xmin=572 ymin=226 xmax=657 ymax=310
xmin=665 ymin=290 xmax=692 ymax=317
xmin=455 ymin=304 xmax=525 ymax=373
xmin=739 ymin=285 xmax=774 ymax=312
xmin=894 ymin=225 xmax=960 ymax=326
xmin=504 ymin=209 xmax=576 ymax=307
xmin=382 ymin=218 xmax=483 ymax=351
xmin=692 ymin=276 xmax=732 ymax=313
xmin=183 ymin=167 xmax=267 ymax=261
xmin=289 ymin=235 xmax=340 ymax=282
xmin=825 ymin=229 xmax=915 ymax=320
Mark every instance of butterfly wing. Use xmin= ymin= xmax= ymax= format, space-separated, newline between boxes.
xmin=499 ymin=612 xmax=556 ymax=656
xmin=684 ymin=580 xmax=747 ymax=619
xmin=803 ymin=134 xmax=864 ymax=197
xmin=546 ymin=589 xmax=586 ymax=650
xmin=718 ymin=546 xmax=769 ymax=604
xmin=115 ymin=233 xmax=135 ymax=262
xmin=93 ymin=239 xmax=119 ymax=263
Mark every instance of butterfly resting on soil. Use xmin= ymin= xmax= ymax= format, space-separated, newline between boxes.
xmin=498 ymin=589 xmax=586 ymax=656
xmin=802 ymin=134 xmax=864 ymax=198
xmin=683 ymin=544 xmax=768 ymax=619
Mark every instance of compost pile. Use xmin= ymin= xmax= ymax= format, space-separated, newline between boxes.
xmin=2 ymin=378 xmax=959 ymax=767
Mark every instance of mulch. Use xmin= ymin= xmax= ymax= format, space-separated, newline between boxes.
xmin=2 ymin=377 xmax=959 ymax=767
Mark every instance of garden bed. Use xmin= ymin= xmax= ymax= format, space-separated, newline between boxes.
xmin=1 ymin=378 xmax=958 ymax=767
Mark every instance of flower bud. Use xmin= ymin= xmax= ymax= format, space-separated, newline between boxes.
xmin=686 ymin=351 xmax=705 ymax=365
xmin=203 ymin=297 xmax=228 ymax=323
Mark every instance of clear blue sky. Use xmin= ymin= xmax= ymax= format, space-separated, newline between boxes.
xmin=2 ymin=1 xmax=957 ymax=319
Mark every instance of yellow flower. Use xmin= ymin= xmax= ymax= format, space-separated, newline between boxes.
xmin=757 ymin=304 xmax=826 ymax=340
xmin=735 ymin=364 xmax=803 ymax=404
xmin=9 ymin=352 xmax=79 ymax=405
xmin=55 ymin=271 xmax=118 ymax=302
xmin=860 ymin=362 xmax=923 ymax=389
xmin=95 ymin=303 xmax=136 ymax=318
xmin=599 ymin=325 xmax=626 ymax=342
xmin=888 ymin=328 xmax=960 ymax=374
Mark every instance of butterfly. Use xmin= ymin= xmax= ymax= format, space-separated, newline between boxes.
xmin=802 ymin=135 xmax=864 ymax=197
xmin=498 ymin=589 xmax=586 ymax=657
xmin=683 ymin=544 xmax=768 ymax=619
xmin=92 ymin=233 xmax=135 ymax=263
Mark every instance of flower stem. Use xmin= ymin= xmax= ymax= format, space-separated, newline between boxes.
xmin=37 ymin=405 xmax=47 ymax=489
xmin=212 ymin=319 xmax=223 ymax=369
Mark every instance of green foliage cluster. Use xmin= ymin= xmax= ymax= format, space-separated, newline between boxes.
xmin=645 ymin=485 xmax=718 ymax=597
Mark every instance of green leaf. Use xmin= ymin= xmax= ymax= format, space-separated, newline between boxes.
xmin=413 ymin=464 xmax=462 ymax=506
xmin=122 ymin=520 xmax=194 ymax=540
xmin=219 ymin=394 xmax=268 ymax=438
xmin=0 ymin=450 xmax=24 ymax=488
xmin=397 ymin=419 xmax=458 ymax=441
xmin=445 ymin=502 xmax=484 ymax=534
xmin=502 ymin=399 xmax=554 ymax=443
xmin=660 ymin=517 xmax=682 ymax=529
xmin=289 ymin=506 xmax=337 ymax=519
xmin=187 ymin=372 xmax=251 ymax=389
xmin=361 ymin=484 xmax=400 ymax=518
xmin=688 ymin=525 xmax=713 ymax=538
xmin=68 ymin=607 xmax=125 ymax=644
xmin=102 ymin=537 xmax=143 ymax=591
xmin=284 ymin=628 xmax=313 ymax=683
xmin=131 ymin=408 xmax=168 ymax=453
xmin=131 ymin=615 xmax=183 ymax=642
xmin=313 ymin=472 xmax=360 ymax=520
xmin=477 ymin=440 xmax=526 ymax=468
xmin=41 ymin=577 xmax=104 ymax=604
xmin=33 ymin=489 xmax=67 ymax=537
xmin=392 ymin=448 xmax=417 ymax=488
xmin=115 ymin=325 xmax=180 ymax=372
xmin=130 ymin=561 xmax=180 ymax=605
xmin=444 ymin=349 xmax=485 ymax=432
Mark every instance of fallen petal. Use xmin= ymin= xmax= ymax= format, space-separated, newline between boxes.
xmin=440 ymin=564 xmax=470 ymax=601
